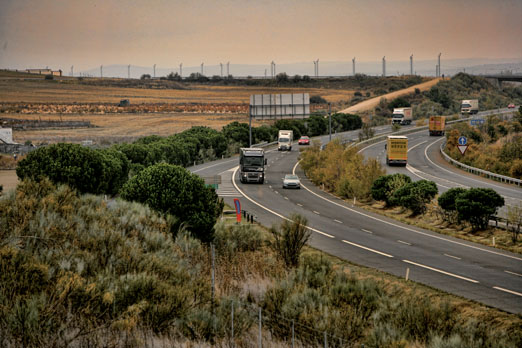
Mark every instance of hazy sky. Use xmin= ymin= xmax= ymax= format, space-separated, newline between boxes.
xmin=1 ymin=0 xmax=521 ymax=70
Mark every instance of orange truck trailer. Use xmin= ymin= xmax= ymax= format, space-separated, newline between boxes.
xmin=385 ymin=135 xmax=408 ymax=166
xmin=429 ymin=116 xmax=445 ymax=136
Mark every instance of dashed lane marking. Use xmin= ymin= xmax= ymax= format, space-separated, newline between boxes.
xmin=342 ymin=240 xmax=394 ymax=258
xmin=403 ymin=260 xmax=479 ymax=283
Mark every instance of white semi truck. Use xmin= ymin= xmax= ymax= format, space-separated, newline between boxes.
xmin=278 ymin=130 xmax=293 ymax=151
xmin=391 ymin=107 xmax=413 ymax=125
xmin=461 ymin=99 xmax=479 ymax=115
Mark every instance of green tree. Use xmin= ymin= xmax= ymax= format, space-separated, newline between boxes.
xmin=455 ymin=188 xmax=504 ymax=231
xmin=16 ymin=143 xmax=115 ymax=194
xmin=438 ymin=187 xmax=467 ymax=223
xmin=388 ymin=97 xmax=411 ymax=110
xmin=222 ymin=122 xmax=250 ymax=147
xmin=120 ymin=163 xmax=223 ymax=241
xmin=392 ymin=180 xmax=438 ymax=215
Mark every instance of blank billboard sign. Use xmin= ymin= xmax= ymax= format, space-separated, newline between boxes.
xmin=250 ymin=93 xmax=310 ymax=120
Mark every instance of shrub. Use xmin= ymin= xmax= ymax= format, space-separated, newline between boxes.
xmin=213 ymin=220 xmax=265 ymax=257
xmin=438 ymin=187 xmax=467 ymax=223
xmin=392 ymin=180 xmax=438 ymax=215
xmin=270 ymin=214 xmax=311 ymax=268
xmin=120 ymin=163 xmax=223 ymax=241
xmin=140 ymin=74 xmax=151 ymax=80
xmin=455 ymin=188 xmax=504 ymax=231
xmin=371 ymin=173 xmax=412 ymax=206
xmin=44 ymin=74 xmax=54 ymax=80
xmin=310 ymin=95 xmax=327 ymax=104
xmin=16 ymin=143 xmax=125 ymax=195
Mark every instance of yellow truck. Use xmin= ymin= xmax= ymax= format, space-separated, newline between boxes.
xmin=385 ymin=135 xmax=408 ymax=166
xmin=429 ymin=116 xmax=445 ymax=136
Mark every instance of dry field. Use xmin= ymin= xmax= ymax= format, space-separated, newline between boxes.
xmin=0 ymin=73 xmax=358 ymax=144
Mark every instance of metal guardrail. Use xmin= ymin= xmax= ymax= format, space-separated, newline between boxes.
xmin=439 ymin=141 xmax=522 ymax=186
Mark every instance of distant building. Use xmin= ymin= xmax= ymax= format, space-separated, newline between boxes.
xmin=0 ymin=127 xmax=14 ymax=144
xmin=25 ymin=68 xmax=62 ymax=76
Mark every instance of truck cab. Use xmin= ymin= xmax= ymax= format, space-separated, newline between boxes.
xmin=278 ymin=130 xmax=293 ymax=151
xmin=239 ymin=148 xmax=267 ymax=184
xmin=391 ymin=107 xmax=412 ymax=125
xmin=461 ymin=99 xmax=479 ymax=115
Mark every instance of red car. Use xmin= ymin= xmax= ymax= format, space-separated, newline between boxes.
xmin=298 ymin=136 xmax=310 ymax=145
xmin=508 ymin=103 xmax=515 ymax=109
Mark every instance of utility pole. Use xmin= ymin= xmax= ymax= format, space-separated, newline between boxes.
xmin=352 ymin=57 xmax=355 ymax=76
xmin=410 ymin=54 xmax=413 ymax=75
xmin=227 ymin=61 xmax=230 ymax=76
xmin=201 ymin=62 xmax=204 ymax=75
xmin=128 ymin=64 xmax=130 ymax=79
xmin=437 ymin=53 xmax=442 ymax=77
xmin=316 ymin=59 xmax=319 ymax=77
xmin=264 ymin=69 xmax=267 ymax=79
xmin=313 ymin=60 xmax=316 ymax=77
xmin=382 ymin=56 xmax=386 ymax=77
xmin=100 ymin=65 xmax=103 ymax=78
xmin=220 ymin=63 xmax=223 ymax=77
xmin=70 ymin=65 xmax=73 ymax=77
xmin=328 ymin=103 xmax=332 ymax=141
xmin=180 ymin=63 xmax=183 ymax=78
xmin=153 ymin=64 xmax=156 ymax=78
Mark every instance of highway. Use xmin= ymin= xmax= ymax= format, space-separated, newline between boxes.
xmin=190 ymin=117 xmax=522 ymax=314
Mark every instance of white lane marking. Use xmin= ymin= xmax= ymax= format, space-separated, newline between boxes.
xmin=444 ymin=253 xmax=462 ymax=260
xmin=504 ymin=270 xmax=522 ymax=277
xmin=342 ymin=240 xmax=394 ymax=258
xmin=424 ymin=137 xmax=522 ymax=197
xmin=362 ymin=228 xmax=373 ymax=234
xmin=269 ymin=185 xmax=272 ymax=189
xmin=291 ymin=161 xmax=522 ymax=262
xmin=274 ymin=190 xmax=279 ymax=194
xmin=403 ymin=259 xmax=479 ymax=283
xmin=193 ymin=158 xmax=237 ymax=173
xmin=297 ymin=203 xmax=303 ymax=207
xmin=232 ymin=167 xmax=334 ymax=239
xmin=313 ymin=210 xmax=320 ymax=215
xmin=397 ymin=240 xmax=412 ymax=246
xmin=334 ymin=219 xmax=343 ymax=224
xmin=493 ymin=286 xmax=522 ymax=297
xmin=284 ymin=196 xmax=289 ymax=200
xmin=407 ymin=140 xmax=428 ymax=152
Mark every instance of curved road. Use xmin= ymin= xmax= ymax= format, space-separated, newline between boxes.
xmin=191 ymin=125 xmax=522 ymax=314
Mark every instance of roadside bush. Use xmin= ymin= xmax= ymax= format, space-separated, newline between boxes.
xmin=270 ymin=214 xmax=311 ymax=268
xmin=213 ymin=220 xmax=265 ymax=257
xmin=310 ymin=95 xmax=327 ymax=104
xmin=438 ymin=187 xmax=467 ymax=223
xmin=371 ymin=173 xmax=412 ymax=206
xmin=455 ymin=188 xmax=504 ymax=231
xmin=120 ymin=163 xmax=224 ymax=241
xmin=16 ymin=143 xmax=126 ymax=195
xmin=392 ymin=180 xmax=438 ymax=215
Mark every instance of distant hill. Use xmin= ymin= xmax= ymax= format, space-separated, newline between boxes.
xmin=78 ymin=58 xmax=522 ymax=79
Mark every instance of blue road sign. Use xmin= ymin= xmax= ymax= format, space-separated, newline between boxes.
xmin=458 ymin=136 xmax=467 ymax=146
xmin=470 ymin=119 xmax=485 ymax=126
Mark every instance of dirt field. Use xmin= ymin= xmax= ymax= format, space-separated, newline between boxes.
xmin=0 ymin=170 xmax=18 ymax=192
xmin=339 ymin=78 xmax=442 ymax=113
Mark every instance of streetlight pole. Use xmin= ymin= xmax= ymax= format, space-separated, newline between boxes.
xmin=328 ymin=103 xmax=332 ymax=141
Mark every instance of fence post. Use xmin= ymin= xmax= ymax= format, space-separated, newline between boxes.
xmin=258 ymin=307 xmax=262 ymax=348
xmin=291 ymin=320 xmax=295 ymax=348
xmin=231 ymin=302 xmax=234 ymax=348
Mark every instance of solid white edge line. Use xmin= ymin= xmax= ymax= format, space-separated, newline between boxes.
xmin=493 ymin=286 xmax=522 ymax=297
xmin=292 ymin=161 xmax=522 ymax=262
xmin=342 ymin=240 xmax=394 ymax=258
xmin=504 ymin=270 xmax=522 ymax=277
xmin=403 ymin=259 xmax=479 ymax=283
xmin=232 ymin=167 xmax=335 ymax=239
xmin=407 ymin=140 xmax=428 ymax=152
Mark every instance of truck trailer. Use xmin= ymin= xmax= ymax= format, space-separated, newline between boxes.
xmin=391 ymin=107 xmax=413 ymax=125
xmin=385 ymin=135 xmax=408 ymax=166
xmin=278 ymin=130 xmax=293 ymax=151
xmin=461 ymin=99 xmax=479 ymax=115
xmin=239 ymin=148 xmax=267 ymax=184
xmin=429 ymin=116 xmax=445 ymax=136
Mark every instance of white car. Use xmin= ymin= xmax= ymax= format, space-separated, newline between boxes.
xmin=282 ymin=174 xmax=301 ymax=189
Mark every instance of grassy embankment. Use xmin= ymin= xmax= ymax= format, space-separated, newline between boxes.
xmin=1 ymin=179 xmax=520 ymax=347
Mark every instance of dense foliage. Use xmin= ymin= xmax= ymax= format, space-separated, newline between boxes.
xmin=438 ymin=187 xmax=505 ymax=231
xmin=444 ymin=113 xmax=522 ymax=178
xmin=370 ymin=173 xmax=412 ymax=206
xmin=16 ymin=143 xmax=129 ymax=195
xmin=300 ymin=140 xmax=385 ymax=201
xmin=120 ymin=163 xmax=223 ymax=242
xmin=391 ymin=179 xmax=438 ymax=215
